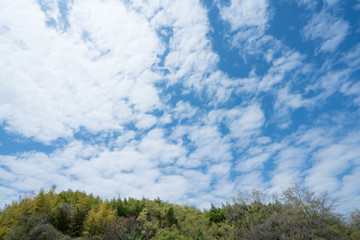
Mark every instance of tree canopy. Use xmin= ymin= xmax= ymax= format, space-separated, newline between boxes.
xmin=0 ymin=185 xmax=359 ymax=239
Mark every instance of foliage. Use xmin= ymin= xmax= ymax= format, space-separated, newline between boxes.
xmin=6 ymin=213 xmax=71 ymax=240
xmin=0 ymin=185 xmax=358 ymax=239
xmin=83 ymin=203 xmax=116 ymax=237
xmin=349 ymin=209 xmax=360 ymax=240
xmin=103 ymin=216 xmax=144 ymax=240
xmin=206 ymin=203 xmax=226 ymax=224
xmin=108 ymin=197 xmax=146 ymax=218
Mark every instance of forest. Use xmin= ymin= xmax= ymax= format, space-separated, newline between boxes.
xmin=0 ymin=184 xmax=359 ymax=240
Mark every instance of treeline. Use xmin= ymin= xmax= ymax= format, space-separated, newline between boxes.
xmin=0 ymin=184 xmax=359 ymax=239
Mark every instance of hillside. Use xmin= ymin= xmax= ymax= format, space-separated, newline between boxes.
xmin=1 ymin=185 xmax=359 ymax=239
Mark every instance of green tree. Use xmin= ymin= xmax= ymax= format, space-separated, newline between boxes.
xmin=69 ymin=197 xmax=87 ymax=237
xmin=225 ymin=190 xmax=279 ymax=238
xmin=103 ymin=216 xmax=144 ymax=240
xmin=207 ymin=203 xmax=226 ymax=224
xmin=6 ymin=213 xmax=71 ymax=240
xmin=350 ymin=209 xmax=360 ymax=240
xmin=50 ymin=203 xmax=72 ymax=234
xmin=83 ymin=203 xmax=116 ymax=237
xmin=35 ymin=187 xmax=56 ymax=214
xmin=281 ymin=183 xmax=343 ymax=239
xmin=165 ymin=207 xmax=178 ymax=227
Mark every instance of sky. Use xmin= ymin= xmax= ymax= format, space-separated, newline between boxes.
xmin=0 ymin=0 xmax=359 ymax=213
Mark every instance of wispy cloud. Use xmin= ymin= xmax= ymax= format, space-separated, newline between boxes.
xmin=302 ymin=10 xmax=349 ymax=52
xmin=259 ymin=51 xmax=304 ymax=91
xmin=219 ymin=0 xmax=269 ymax=32
xmin=218 ymin=0 xmax=275 ymax=59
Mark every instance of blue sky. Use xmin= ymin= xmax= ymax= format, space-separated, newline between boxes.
xmin=0 ymin=0 xmax=360 ymax=213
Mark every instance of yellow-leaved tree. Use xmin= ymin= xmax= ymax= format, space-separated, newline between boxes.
xmin=83 ymin=202 xmax=116 ymax=237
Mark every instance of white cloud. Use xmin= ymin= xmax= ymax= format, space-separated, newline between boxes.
xmin=276 ymin=87 xmax=304 ymax=110
xmin=302 ymin=10 xmax=349 ymax=52
xmin=0 ymin=133 xmax=187 ymax=206
xmin=138 ymin=128 xmax=187 ymax=164
xmin=134 ymin=113 xmax=158 ymax=130
xmin=305 ymin=132 xmax=360 ymax=193
xmin=275 ymin=147 xmax=308 ymax=172
xmin=220 ymin=0 xmax=269 ymax=32
xmin=294 ymin=127 xmax=335 ymax=151
xmin=341 ymin=81 xmax=360 ymax=106
xmin=324 ymin=0 xmax=340 ymax=7
xmin=0 ymin=121 xmax=235 ymax=207
xmin=208 ymin=162 xmax=232 ymax=177
xmin=273 ymin=85 xmax=308 ymax=128
xmin=149 ymin=175 xmax=189 ymax=201
xmin=336 ymin=166 xmax=360 ymax=213
xmin=0 ymin=186 xmax=18 ymax=208
xmin=285 ymin=0 xmax=318 ymax=10
xmin=305 ymin=69 xmax=350 ymax=103
xmin=237 ymin=70 xmax=261 ymax=93
xmin=268 ymin=144 xmax=308 ymax=192
xmin=147 ymin=0 xmax=219 ymax=91
xmin=236 ymin=153 xmax=270 ymax=172
xmin=180 ymin=124 xmax=232 ymax=167
xmin=226 ymin=104 xmax=265 ymax=139
xmin=170 ymin=104 xmax=266 ymax=170
xmin=235 ymin=171 xmax=267 ymax=192
xmin=229 ymin=49 xmax=304 ymax=98
xmin=261 ymin=127 xmax=360 ymax=212
xmin=203 ymin=71 xmax=238 ymax=105
xmin=219 ymin=0 xmax=279 ymax=60
xmin=172 ymin=101 xmax=198 ymax=122
xmin=0 ymin=0 xmax=163 ymax=143
xmin=342 ymin=43 xmax=360 ymax=69
xmin=259 ymin=51 xmax=303 ymax=91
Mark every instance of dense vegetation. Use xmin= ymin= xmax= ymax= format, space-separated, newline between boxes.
xmin=1 ymin=184 xmax=359 ymax=239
